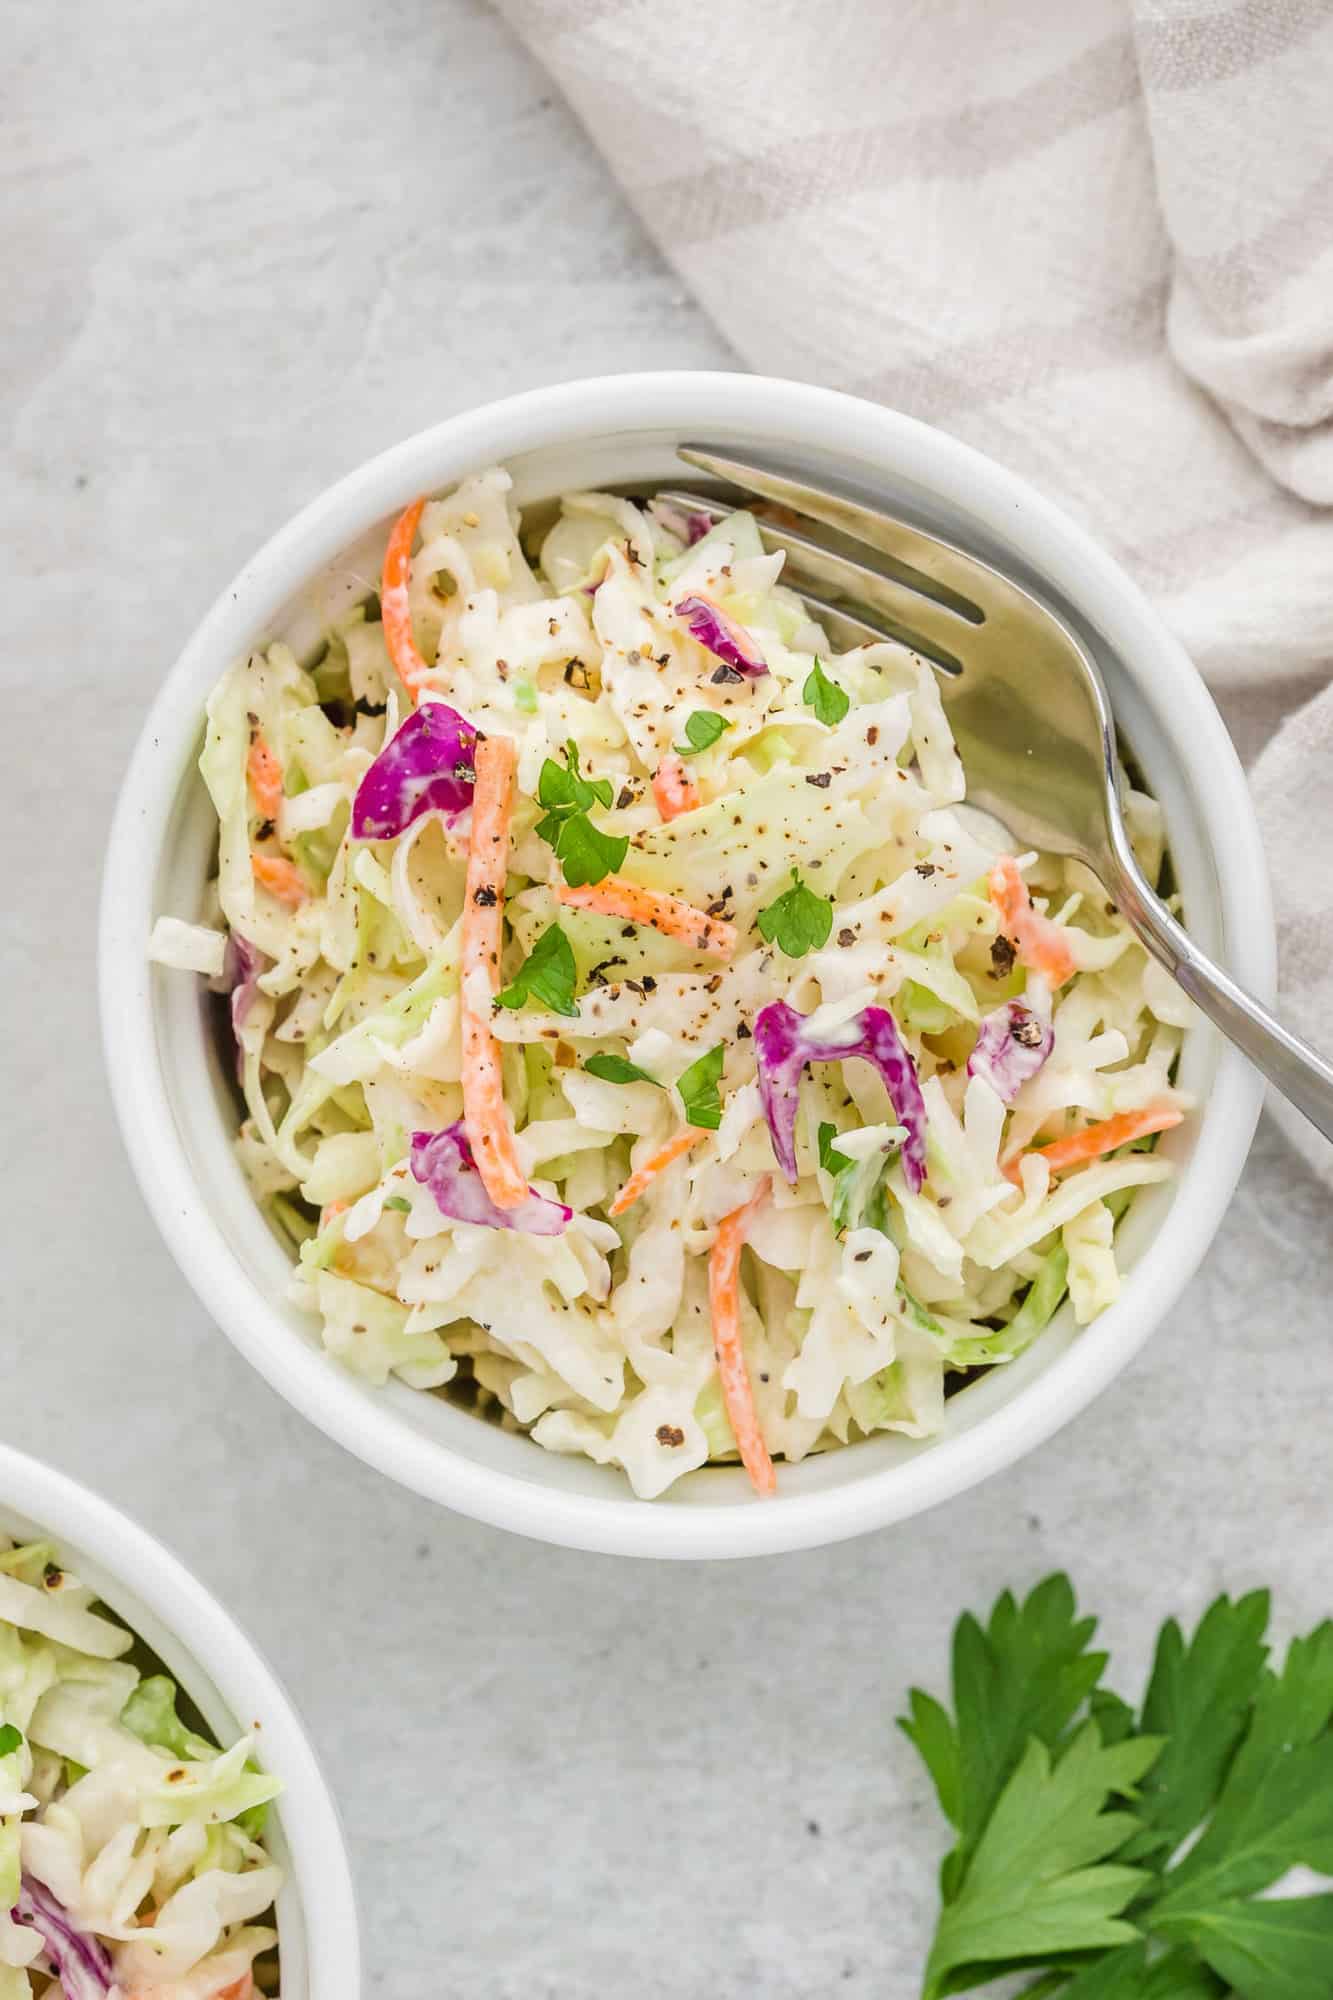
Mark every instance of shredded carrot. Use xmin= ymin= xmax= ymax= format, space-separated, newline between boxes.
xmin=988 ymin=855 xmax=1077 ymax=989
xmin=246 ymin=730 xmax=283 ymax=821
xmin=460 ymin=734 xmax=527 ymax=1210
xmin=251 ymin=852 xmax=308 ymax=907
xmin=553 ymin=876 xmax=736 ymax=959
xmin=652 ymin=753 xmax=700 ymax=822
xmin=708 ymin=1179 xmax=776 ymax=1498
xmin=381 ymin=496 xmax=433 ymax=700
xmin=607 ymin=1127 xmax=706 ymax=1218
xmin=1006 ymin=1102 xmax=1183 ymax=1184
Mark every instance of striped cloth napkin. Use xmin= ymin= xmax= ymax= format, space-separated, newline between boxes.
xmin=496 ymin=0 xmax=1333 ymax=1183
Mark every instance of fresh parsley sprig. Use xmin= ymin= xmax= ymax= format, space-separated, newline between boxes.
xmin=535 ymin=740 xmax=628 ymax=888
xmin=902 ymin=1573 xmax=1333 ymax=2000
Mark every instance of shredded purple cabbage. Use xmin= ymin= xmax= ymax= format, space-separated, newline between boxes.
xmin=352 ymin=699 xmax=477 ymax=840
xmin=410 ymin=1122 xmax=571 ymax=1236
xmin=208 ymin=932 xmax=268 ymax=1078
xmin=753 ymin=1000 xmax=928 ymax=1193
xmin=651 ymin=500 xmax=712 ymax=547
xmin=966 ymin=1000 xmax=1054 ymax=1103
xmin=674 ymin=594 xmax=769 ymax=680
xmin=222 ymin=931 xmax=266 ymax=1037
xmin=15 ymin=1876 xmax=114 ymax=1999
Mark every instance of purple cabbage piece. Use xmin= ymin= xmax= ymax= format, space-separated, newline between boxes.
xmin=966 ymin=1000 xmax=1054 ymax=1103
xmin=351 ymin=699 xmax=477 ymax=840
xmin=208 ymin=931 xmax=269 ymax=1078
xmin=753 ymin=1000 xmax=929 ymax=1194
xmin=223 ymin=931 xmax=266 ymax=1038
xmin=651 ymin=499 xmax=712 ymax=547
xmin=410 ymin=1122 xmax=571 ymax=1236
xmin=14 ymin=1875 xmax=114 ymax=1999
xmin=674 ymin=594 xmax=769 ymax=680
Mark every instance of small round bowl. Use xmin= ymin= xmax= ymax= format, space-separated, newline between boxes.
xmin=100 ymin=372 xmax=1272 ymax=1560
xmin=0 ymin=1446 xmax=359 ymax=1993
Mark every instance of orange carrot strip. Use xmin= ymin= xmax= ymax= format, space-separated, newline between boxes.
xmin=988 ymin=855 xmax=1077 ymax=989
xmin=652 ymin=753 xmax=700 ymax=822
xmin=246 ymin=730 xmax=283 ymax=821
xmin=607 ymin=1127 xmax=706 ymax=1218
xmin=381 ymin=496 xmax=433 ymax=700
xmin=1006 ymin=1102 xmax=1183 ymax=1184
xmin=251 ymin=852 xmax=308 ymax=907
xmin=708 ymin=1178 xmax=776 ymax=1498
xmin=460 ymin=734 xmax=527 ymax=1210
xmin=553 ymin=876 xmax=736 ymax=959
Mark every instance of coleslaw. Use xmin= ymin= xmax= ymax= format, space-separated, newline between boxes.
xmin=0 ymin=1533 xmax=280 ymax=1998
xmin=150 ymin=468 xmax=1191 ymax=1500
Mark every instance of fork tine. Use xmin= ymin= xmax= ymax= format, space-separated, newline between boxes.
xmin=678 ymin=445 xmax=993 ymax=621
xmin=656 ymin=486 xmax=969 ymax=673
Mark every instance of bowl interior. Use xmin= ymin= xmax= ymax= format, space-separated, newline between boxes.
xmin=117 ymin=378 xmax=1269 ymax=1555
xmin=0 ymin=1496 xmax=309 ymax=1994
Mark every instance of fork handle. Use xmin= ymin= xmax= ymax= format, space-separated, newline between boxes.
xmin=1109 ymin=854 xmax=1333 ymax=1145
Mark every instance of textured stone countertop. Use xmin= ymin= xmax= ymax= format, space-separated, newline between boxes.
xmin=6 ymin=3 xmax=1329 ymax=1994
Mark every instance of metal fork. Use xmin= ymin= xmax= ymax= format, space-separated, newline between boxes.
xmin=659 ymin=446 xmax=1333 ymax=1144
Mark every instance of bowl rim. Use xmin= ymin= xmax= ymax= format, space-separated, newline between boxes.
xmin=99 ymin=369 xmax=1273 ymax=1559
xmin=0 ymin=1443 xmax=360 ymax=1991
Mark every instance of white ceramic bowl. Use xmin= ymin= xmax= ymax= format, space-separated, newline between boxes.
xmin=100 ymin=371 xmax=1273 ymax=1560
xmin=0 ymin=1446 xmax=359 ymax=1993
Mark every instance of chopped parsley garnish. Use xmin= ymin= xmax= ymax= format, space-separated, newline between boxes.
xmin=816 ymin=1121 xmax=853 ymax=1176
xmin=585 ymin=1053 xmax=660 ymax=1086
xmin=0 ymin=1724 xmax=23 ymax=1757
xmin=756 ymin=867 xmax=834 ymax=958
xmin=535 ymin=740 xmax=627 ymax=887
xmin=675 ymin=1042 xmax=726 ymax=1129
xmin=802 ymin=657 xmax=850 ymax=726
xmin=497 ymin=923 xmax=579 ymax=1017
xmin=673 ymin=710 xmax=732 ymax=757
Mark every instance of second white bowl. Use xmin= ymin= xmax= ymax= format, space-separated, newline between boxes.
xmin=0 ymin=1447 xmax=359 ymax=1995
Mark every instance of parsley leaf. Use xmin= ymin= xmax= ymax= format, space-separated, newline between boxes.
xmin=542 ymin=811 xmax=628 ymax=889
xmin=1161 ymin=1895 xmax=1333 ymax=2000
xmin=674 ymin=710 xmax=732 ymax=757
xmin=535 ymin=741 xmax=627 ymax=886
xmin=921 ymin=1726 xmax=1159 ymax=2000
xmin=675 ymin=1043 xmax=725 ymax=1129
xmin=497 ymin=924 xmax=579 ymax=1017
xmin=585 ymin=1053 xmax=659 ymax=1086
xmin=817 ymin=1121 xmax=852 ymax=1176
xmin=899 ymin=1572 xmax=1110 ymax=1900
xmin=903 ymin=1575 xmax=1333 ymax=2000
xmin=1149 ymin=1620 xmax=1333 ymax=1925
xmin=537 ymin=739 xmax=613 ymax=814
xmin=756 ymin=868 xmax=834 ymax=958
xmin=1119 ymin=1589 xmax=1270 ymax=1862
xmin=0 ymin=1724 xmax=22 ymax=1757
xmin=803 ymin=656 xmax=850 ymax=726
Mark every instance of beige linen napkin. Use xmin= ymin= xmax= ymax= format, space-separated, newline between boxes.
xmin=496 ymin=0 xmax=1333 ymax=1182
